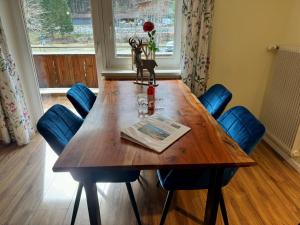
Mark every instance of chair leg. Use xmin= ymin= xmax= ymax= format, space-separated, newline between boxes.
xmin=159 ymin=190 xmax=174 ymax=225
xmin=220 ymin=191 xmax=229 ymax=225
xmin=138 ymin=174 xmax=143 ymax=183
xmin=125 ymin=182 xmax=142 ymax=225
xmin=156 ymin=178 xmax=161 ymax=187
xmin=71 ymin=182 xmax=83 ymax=225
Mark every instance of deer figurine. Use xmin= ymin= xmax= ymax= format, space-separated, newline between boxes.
xmin=129 ymin=37 xmax=158 ymax=86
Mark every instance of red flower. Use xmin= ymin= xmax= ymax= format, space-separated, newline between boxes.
xmin=143 ymin=21 xmax=154 ymax=32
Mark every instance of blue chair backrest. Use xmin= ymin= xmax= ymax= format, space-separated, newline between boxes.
xmin=199 ymin=84 xmax=232 ymax=119
xmin=67 ymin=83 xmax=97 ymax=118
xmin=37 ymin=104 xmax=83 ymax=155
xmin=217 ymin=106 xmax=265 ymax=185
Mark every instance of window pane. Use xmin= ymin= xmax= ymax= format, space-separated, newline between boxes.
xmin=23 ymin=0 xmax=95 ymax=54
xmin=113 ymin=0 xmax=175 ymax=56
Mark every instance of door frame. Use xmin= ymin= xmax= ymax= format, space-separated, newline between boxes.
xmin=91 ymin=0 xmax=106 ymax=75
xmin=10 ymin=0 xmax=103 ymax=127
xmin=0 ymin=0 xmax=43 ymax=128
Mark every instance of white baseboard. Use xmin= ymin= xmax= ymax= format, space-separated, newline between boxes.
xmin=263 ymin=133 xmax=300 ymax=173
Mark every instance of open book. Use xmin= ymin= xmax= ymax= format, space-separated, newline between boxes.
xmin=121 ymin=114 xmax=191 ymax=153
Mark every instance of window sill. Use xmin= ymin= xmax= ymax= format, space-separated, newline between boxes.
xmin=102 ymin=69 xmax=181 ymax=79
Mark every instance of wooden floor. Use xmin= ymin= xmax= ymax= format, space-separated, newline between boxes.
xmin=1 ymin=95 xmax=300 ymax=225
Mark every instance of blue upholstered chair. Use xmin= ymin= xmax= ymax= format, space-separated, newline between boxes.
xmin=67 ymin=83 xmax=97 ymax=118
xmin=37 ymin=104 xmax=142 ymax=225
xmin=157 ymin=106 xmax=265 ymax=225
xmin=198 ymin=84 xmax=232 ymax=119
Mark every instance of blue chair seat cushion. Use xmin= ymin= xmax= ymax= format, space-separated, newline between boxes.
xmin=71 ymin=169 xmax=140 ymax=183
xmin=157 ymin=168 xmax=236 ymax=191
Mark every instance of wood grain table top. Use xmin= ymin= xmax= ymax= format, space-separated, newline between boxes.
xmin=53 ymin=80 xmax=255 ymax=172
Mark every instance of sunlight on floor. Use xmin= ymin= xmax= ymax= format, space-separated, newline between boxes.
xmin=42 ymin=143 xmax=77 ymax=202
xmin=42 ymin=142 xmax=112 ymax=203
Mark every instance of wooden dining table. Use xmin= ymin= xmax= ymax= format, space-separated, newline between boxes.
xmin=53 ymin=80 xmax=255 ymax=225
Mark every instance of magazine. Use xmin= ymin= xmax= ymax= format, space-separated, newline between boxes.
xmin=121 ymin=114 xmax=191 ymax=153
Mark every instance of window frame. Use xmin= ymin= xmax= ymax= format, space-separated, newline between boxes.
xmin=99 ymin=0 xmax=182 ymax=71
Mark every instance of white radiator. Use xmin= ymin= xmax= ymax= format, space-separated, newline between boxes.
xmin=261 ymin=47 xmax=300 ymax=157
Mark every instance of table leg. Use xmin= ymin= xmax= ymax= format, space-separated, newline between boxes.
xmin=83 ymin=182 xmax=102 ymax=225
xmin=203 ymin=168 xmax=224 ymax=225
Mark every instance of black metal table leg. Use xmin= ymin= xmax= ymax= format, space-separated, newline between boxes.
xmin=159 ymin=190 xmax=174 ymax=225
xmin=71 ymin=182 xmax=83 ymax=225
xmin=203 ymin=168 xmax=224 ymax=225
xmin=125 ymin=182 xmax=142 ymax=225
xmin=220 ymin=190 xmax=229 ymax=225
xmin=83 ymin=182 xmax=102 ymax=225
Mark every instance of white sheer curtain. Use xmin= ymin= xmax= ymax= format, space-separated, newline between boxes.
xmin=0 ymin=18 xmax=34 ymax=145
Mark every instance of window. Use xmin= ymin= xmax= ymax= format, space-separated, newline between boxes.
xmin=101 ymin=0 xmax=182 ymax=70
xmin=23 ymin=0 xmax=95 ymax=54
xmin=113 ymin=0 xmax=175 ymax=56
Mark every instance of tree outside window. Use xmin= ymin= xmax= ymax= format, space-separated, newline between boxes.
xmin=23 ymin=0 xmax=95 ymax=54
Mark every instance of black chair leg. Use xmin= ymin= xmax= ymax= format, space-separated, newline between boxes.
xmin=220 ymin=191 xmax=229 ymax=225
xmin=71 ymin=182 xmax=83 ymax=225
xmin=159 ymin=190 xmax=174 ymax=225
xmin=125 ymin=182 xmax=142 ymax=225
xmin=156 ymin=180 xmax=160 ymax=187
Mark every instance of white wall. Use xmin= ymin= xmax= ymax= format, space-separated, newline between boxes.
xmin=281 ymin=0 xmax=300 ymax=45
xmin=208 ymin=0 xmax=293 ymax=117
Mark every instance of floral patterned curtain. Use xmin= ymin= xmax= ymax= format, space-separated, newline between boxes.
xmin=181 ymin=0 xmax=215 ymax=97
xmin=0 ymin=18 xmax=34 ymax=145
